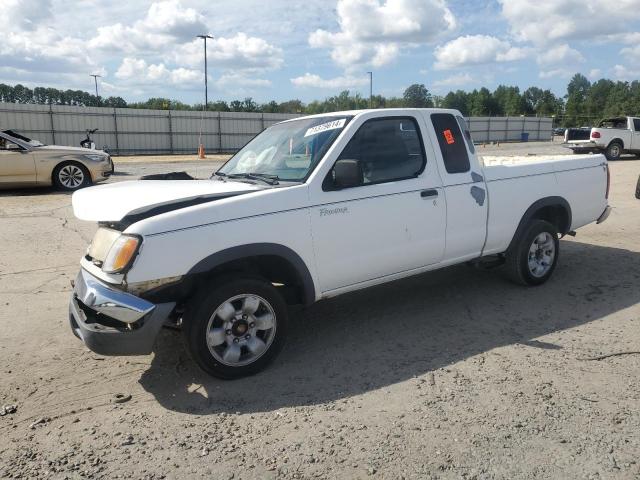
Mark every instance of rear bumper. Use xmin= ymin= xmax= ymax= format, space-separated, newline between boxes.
xmin=597 ymin=205 xmax=612 ymax=224
xmin=563 ymin=141 xmax=601 ymax=151
xmin=69 ymin=269 xmax=175 ymax=355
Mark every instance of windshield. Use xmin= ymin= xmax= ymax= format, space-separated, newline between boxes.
xmin=2 ymin=130 xmax=45 ymax=147
xmin=217 ymin=115 xmax=352 ymax=182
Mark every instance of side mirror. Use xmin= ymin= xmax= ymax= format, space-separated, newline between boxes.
xmin=333 ymin=159 xmax=363 ymax=189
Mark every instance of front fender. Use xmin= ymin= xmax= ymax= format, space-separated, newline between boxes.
xmin=187 ymin=243 xmax=316 ymax=305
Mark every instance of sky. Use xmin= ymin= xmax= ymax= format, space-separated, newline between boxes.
xmin=1 ymin=0 xmax=640 ymax=104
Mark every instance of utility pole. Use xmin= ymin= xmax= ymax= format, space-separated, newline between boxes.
xmin=367 ymin=71 xmax=373 ymax=108
xmin=197 ymin=34 xmax=214 ymax=110
xmin=90 ymin=74 xmax=101 ymax=104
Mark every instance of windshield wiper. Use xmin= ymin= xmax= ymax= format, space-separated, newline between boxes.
xmin=227 ymin=172 xmax=280 ymax=185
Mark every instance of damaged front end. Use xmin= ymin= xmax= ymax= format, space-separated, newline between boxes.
xmin=69 ymin=269 xmax=176 ymax=355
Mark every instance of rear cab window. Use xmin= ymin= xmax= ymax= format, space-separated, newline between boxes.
xmin=633 ymin=118 xmax=640 ymax=132
xmin=430 ymin=113 xmax=471 ymax=174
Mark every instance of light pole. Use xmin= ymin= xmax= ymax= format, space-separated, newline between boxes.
xmin=90 ymin=74 xmax=101 ymax=103
xmin=197 ymin=34 xmax=214 ymax=110
xmin=367 ymin=71 xmax=373 ymax=108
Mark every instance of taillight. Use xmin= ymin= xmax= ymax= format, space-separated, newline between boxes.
xmin=592 ymin=131 xmax=601 ymax=138
xmin=605 ymin=164 xmax=610 ymax=199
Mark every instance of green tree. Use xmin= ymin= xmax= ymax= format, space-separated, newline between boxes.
xmin=442 ymin=90 xmax=470 ymax=115
xmin=564 ymin=73 xmax=591 ymax=126
xmin=470 ymin=88 xmax=499 ymax=116
xmin=403 ymin=83 xmax=433 ymax=108
xmin=278 ymin=99 xmax=304 ymax=113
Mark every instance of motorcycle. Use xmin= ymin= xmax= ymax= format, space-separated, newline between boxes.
xmin=80 ymin=128 xmax=98 ymax=149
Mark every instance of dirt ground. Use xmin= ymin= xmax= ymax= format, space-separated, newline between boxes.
xmin=1 ymin=143 xmax=639 ymax=479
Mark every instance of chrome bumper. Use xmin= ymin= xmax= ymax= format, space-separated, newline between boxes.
xmin=597 ymin=205 xmax=612 ymax=224
xmin=563 ymin=141 xmax=600 ymax=150
xmin=74 ymin=269 xmax=154 ymax=323
xmin=69 ymin=269 xmax=175 ymax=355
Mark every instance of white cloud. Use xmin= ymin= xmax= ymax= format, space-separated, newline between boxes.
xmin=588 ymin=68 xmax=602 ymax=79
xmin=0 ymin=0 xmax=53 ymax=31
xmin=537 ymin=44 xmax=585 ymax=67
xmin=612 ymin=64 xmax=640 ymax=80
xmin=621 ymin=44 xmax=640 ymax=64
xmin=216 ymin=73 xmax=272 ymax=88
xmin=538 ymin=69 xmax=575 ymax=79
xmin=536 ymin=44 xmax=585 ymax=78
xmin=0 ymin=31 xmax=96 ymax=75
xmin=310 ymin=0 xmax=456 ymax=68
xmin=434 ymin=35 xmax=530 ymax=70
xmin=499 ymin=0 xmax=640 ymax=46
xmin=290 ymin=73 xmax=369 ymax=89
xmin=173 ymin=33 xmax=284 ymax=71
xmin=115 ymin=58 xmax=200 ymax=85
xmin=89 ymin=0 xmax=207 ymax=53
xmin=432 ymin=73 xmax=474 ymax=87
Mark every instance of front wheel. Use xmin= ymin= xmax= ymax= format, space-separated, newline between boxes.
xmin=53 ymin=162 xmax=91 ymax=191
xmin=183 ymin=276 xmax=288 ymax=379
xmin=505 ymin=220 xmax=559 ymax=286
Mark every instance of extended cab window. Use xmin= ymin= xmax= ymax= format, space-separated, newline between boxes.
xmin=337 ymin=117 xmax=425 ymax=185
xmin=634 ymin=119 xmax=640 ymax=131
xmin=456 ymin=116 xmax=475 ymax=154
xmin=431 ymin=113 xmax=470 ymax=174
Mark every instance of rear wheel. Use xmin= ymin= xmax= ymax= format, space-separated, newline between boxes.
xmin=505 ymin=220 xmax=559 ymax=286
xmin=183 ymin=275 xmax=288 ymax=379
xmin=53 ymin=162 xmax=91 ymax=191
xmin=605 ymin=141 xmax=622 ymax=161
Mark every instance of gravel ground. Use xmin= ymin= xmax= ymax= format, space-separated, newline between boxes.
xmin=1 ymin=142 xmax=639 ymax=479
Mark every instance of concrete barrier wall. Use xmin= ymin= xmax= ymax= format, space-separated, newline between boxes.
xmin=0 ymin=103 xmax=552 ymax=155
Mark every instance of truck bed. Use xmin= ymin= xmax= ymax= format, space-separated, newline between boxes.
xmin=480 ymin=154 xmax=605 ymax=181
xmin=479 ymin=153 xmax=607 ymax=257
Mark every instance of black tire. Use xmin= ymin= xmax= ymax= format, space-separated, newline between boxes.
xmin=635 ymin=174 xmax=640 ymax=200
xmin=183 ymin=275 xmax=288 ymax=379
xmin=53 ymin=162 xmax=91 ymax=191
xmin=504 ymin=220 xmax=559 ymax=286
xmin=605 ymin=141 xmax=623 ymax=161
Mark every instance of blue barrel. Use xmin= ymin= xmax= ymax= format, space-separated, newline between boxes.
xmin=521 ymin=132 xmax=529 ymax=142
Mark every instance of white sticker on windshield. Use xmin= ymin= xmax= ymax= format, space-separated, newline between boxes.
xmin=304 ymin=119 xmax=346 ymax=137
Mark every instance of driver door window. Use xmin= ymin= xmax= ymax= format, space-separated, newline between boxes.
xmin=0 ymin=138 xmax=23 ymax=152
xmin=337 ymin=117 xmax=426 ymax=185
xmin=0 ymin=137 xmax=36 ymax=183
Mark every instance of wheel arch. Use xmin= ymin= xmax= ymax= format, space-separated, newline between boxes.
xmin=607 ymin=138 xmax=624 ymax=149
xmin=507 ymin=197 xmax=572 ymax=253
xmin=186 ymin=243 xmax=316 ymax=306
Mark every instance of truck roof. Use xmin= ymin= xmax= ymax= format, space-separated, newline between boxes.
xmin=282 ymin=108 xmax=463 ymax=123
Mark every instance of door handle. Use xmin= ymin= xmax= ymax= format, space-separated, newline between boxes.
xmin=420 ymin=189 xmax=438 ymax=198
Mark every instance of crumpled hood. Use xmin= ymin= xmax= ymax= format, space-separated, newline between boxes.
xmin=72 ymin=179 xmax=261 ymax=222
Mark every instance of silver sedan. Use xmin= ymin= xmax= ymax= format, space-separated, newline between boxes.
xmin=0 ymin=130 xmax=113 ymax=191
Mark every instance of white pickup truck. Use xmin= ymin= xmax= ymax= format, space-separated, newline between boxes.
xmin=69 ymin=108 xmax=611 ymax=378
xmin=564 ymin=116 xmax=640 ymax=160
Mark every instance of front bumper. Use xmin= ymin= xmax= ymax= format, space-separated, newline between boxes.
xmin=69 ymin=269 xmax=175 ymax=355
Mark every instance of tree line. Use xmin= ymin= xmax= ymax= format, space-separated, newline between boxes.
xmin=1 ymin=74 xmax=639 ymax=127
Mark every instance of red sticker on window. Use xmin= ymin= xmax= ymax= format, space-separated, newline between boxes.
xmin=443 ymin=129 xmax=455 ymax=145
